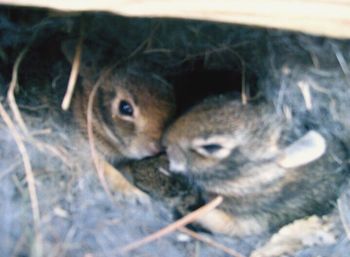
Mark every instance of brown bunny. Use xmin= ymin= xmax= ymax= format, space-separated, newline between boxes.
xmin=73 ymin=67 xmax=175 ymax=162
xmin=62 ymin=41 xmax=175 ymax=200
xmin=163 ymin=94 xmax=349 ymax=238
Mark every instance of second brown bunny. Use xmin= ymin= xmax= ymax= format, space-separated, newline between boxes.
xmin=163 ymin=94 xmax=349 ymax=237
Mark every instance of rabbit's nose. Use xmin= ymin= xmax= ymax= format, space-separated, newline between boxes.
xmin=148 ymin=141 xmax=162 ymax=155
xmin=169 ymin=160 xmax=187 ymax=173
xmin=166 ymin=145 xmax=187 ymax=173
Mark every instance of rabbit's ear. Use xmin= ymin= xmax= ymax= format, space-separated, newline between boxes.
xmin=277 ymin=131 xmax=326 ymax=168
xmin=61 ymin=39 xmax=99 ymax=79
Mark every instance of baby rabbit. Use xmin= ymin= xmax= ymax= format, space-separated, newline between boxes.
xmin=63 ymin=41 xmax=175 ymax=199
xmin=73 ymin=67 xmax=175 ymax=162
xmin=75 ymin=67 xmax=176 ymax=200
xmin=163 ymin=94 xmax=349 ymax=237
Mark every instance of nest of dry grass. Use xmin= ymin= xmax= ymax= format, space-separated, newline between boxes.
xmin=0 ymin=6 xmax=350 ymax=257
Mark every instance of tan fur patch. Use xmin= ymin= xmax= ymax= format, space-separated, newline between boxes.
xmin=251 ymin=215 xmax=336 ymax=257
xmin=196 ymin=208 xmax=266 ymax=237
xmin=102 ymin=159 xmax=150 ymax=203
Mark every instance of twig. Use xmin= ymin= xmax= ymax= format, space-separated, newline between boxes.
xmin=49 ymin=225 xmax=77 ymax=257
xmin=11 ymin=232 xmax=27 ymax=257
xmin=240 ymin=63 xmax=247 ymax=105
xmin=61 ymin=33 xmax=84 ymax=110
xmin=25 ymin=137 xmax=72 ymax=167
xmin=132 ymin=22 xmax=160 ymax=55
xmin=28 ymin=128 xmax=52 ymax=137
xmin=7 ymin=47 xmax=29 ymax=134
xmin=338 ymin=188 xmax=350 ymax=240
xmin=109 ymin=21 xmax=160 ymax=70
xmin=297 ymin=81 xmax=313 ymax=110
xmin=11 ymin=174 xmax=25 ymax=196
xmin=225 ymin=47 xmax=247 ymax=105
xmin=6 ymin=42 xmax=71 ymax=166
xmin=0 ymin=159 xmax=22 ymax=181
xmin=332 ymin=43 xmax=350 ymax=79
xmin=0 ymin=102 xmax=42 ymax=257
xmin=121 ymin=196 xmax=223 ymax=253
xmin=179 ymin=227 xmax=246 ymax=257
xmin=194 ymin=240 xmax=200 ymax=257
xmin=17 ymin=103 xmax=49 ymax=111
xmin=86 ymin=78 xmax=114 ymax=200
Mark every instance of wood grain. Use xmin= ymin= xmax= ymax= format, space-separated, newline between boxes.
xmin=0 ymin=0 xmax=349 ymax=38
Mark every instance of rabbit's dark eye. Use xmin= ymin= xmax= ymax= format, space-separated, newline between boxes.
xmin=202 ymin=144 xmax=222 ymax=154
xmin=119 ymin=100 xmax=133 ymax=116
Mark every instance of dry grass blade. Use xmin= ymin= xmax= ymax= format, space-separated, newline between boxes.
xmin=0 ymin=159 xmax=22 ymax=181
xmin=26 ymin=136 xmax=72 ymax=167
xmin=6 ymin=42 xmax=71 ymax=167
xmin=7 ymin=47 xmax=29 ymax=134
xmin=179 ymin=227 xmax=246 ymax=257
xmin=225 ymin=47 xmax=247 ymax=105
xmin=86 ymin=79 xmax=114 ymax=200
xmin=338 ymin=189 xmax=350 ymax=240
xmin=61 ymin=32 xmax=84 ymax=110
xmin=297 ymin=81 xmax=312 ymax=110
xmin=121 ymin=196 xmax=223 ymax=253
xmin=0 ymin=102 xmax=43 ymax=257
xmin=332 ymin=43 xmax=350 ymax=79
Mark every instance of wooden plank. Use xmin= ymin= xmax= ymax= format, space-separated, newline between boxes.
xmin=0 ymin=0 xmax=350 ymax=38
